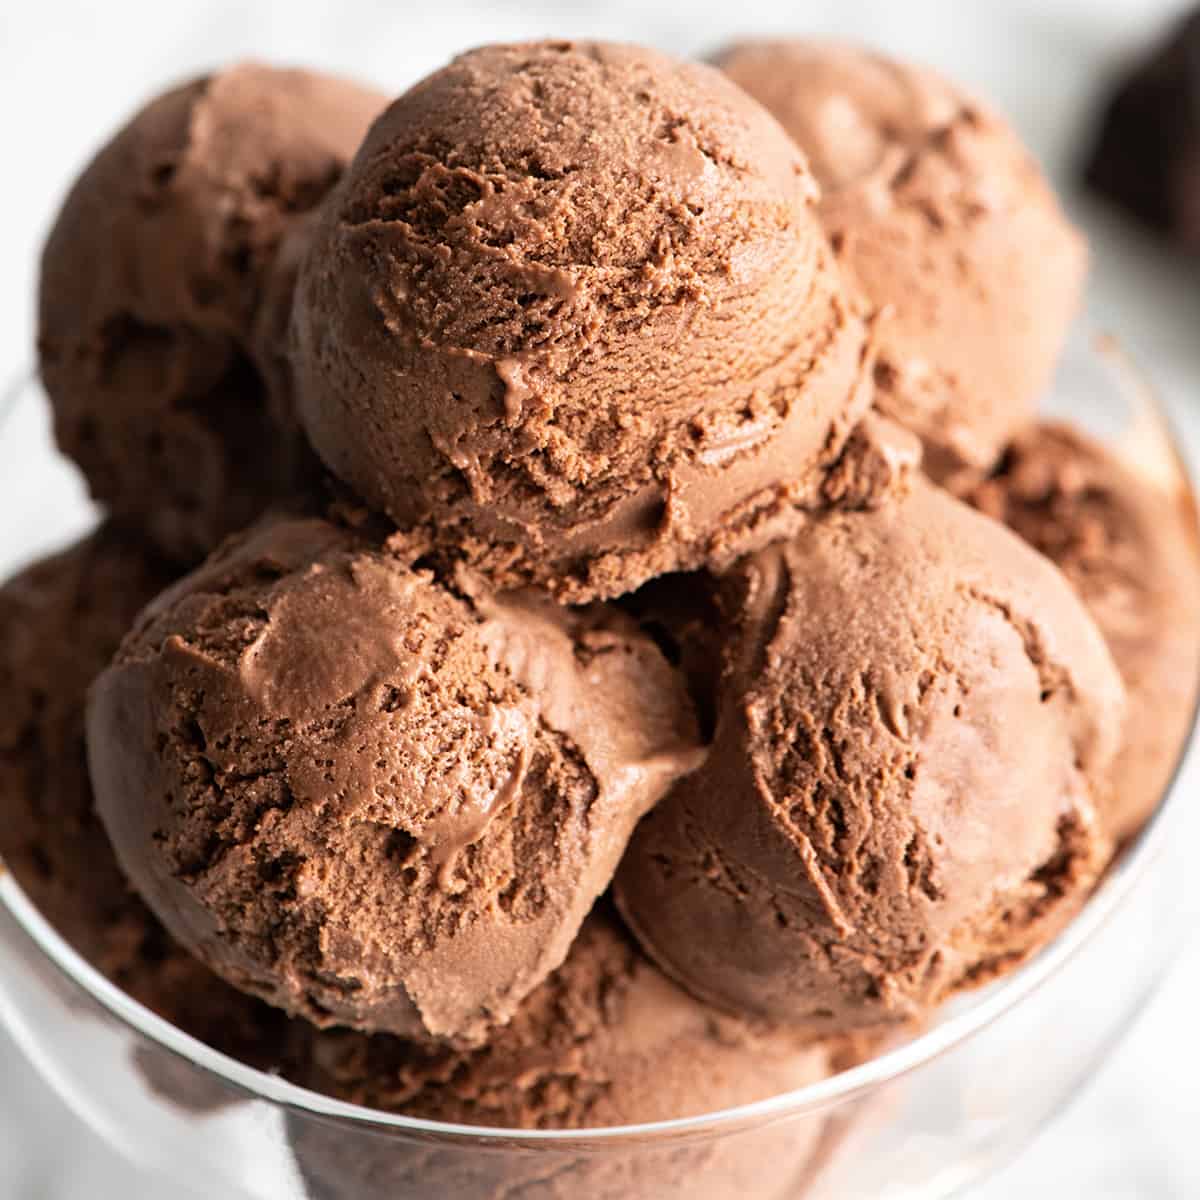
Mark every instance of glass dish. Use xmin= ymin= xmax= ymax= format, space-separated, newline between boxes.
xmin=0 ymin=335 xmax=1197 ymax=1200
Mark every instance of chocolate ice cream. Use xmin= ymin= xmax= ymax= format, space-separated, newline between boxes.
xmin=7 ymin=32 xmax=1189 ymax=1174
xmin=0 ymin=528 xmax=296 ymax=1071
xmin=966 ymin=423 xmax=1200 ymax=843
xmin=289 ymin=907 xmax=857 ymax=1200
xmin=88 ymin=517 xmax=701 ymax=1043
xmin=716 ymin=40 xmax=1087 ymax=481
xmin=616 ymin=479 xmax=1124 ymax=1032
xmin=38 ymin=64 xmax=386 ymax=562
xmin=291 ymin=40 xmax=875 ymax=602
xmin=295 ymin=908 xmax=842 ymax=1126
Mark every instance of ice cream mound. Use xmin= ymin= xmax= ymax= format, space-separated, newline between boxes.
xmin=0 ymin=38 xmax=1193 ymax=1189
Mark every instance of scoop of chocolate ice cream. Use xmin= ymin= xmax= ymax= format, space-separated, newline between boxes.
xmin=88 ymin=517 xmax=701 ymax=1043
xmin=965 ymin=423 xmax=1200 ymax=843
xmin=0 ymin=528 xmax=298 ymax=1073
xmin=291 ymin=40 xmax=874 ymax=602
xmin=38 ymin=64 xmax=386 ymax=562
xmin=288 ymin=907 xmax=858 ymax=1200
xmin=616 ymin=479 xmax=1123 ymax=1033
xmin=715 ymin=40 xmax=1086 ymax=482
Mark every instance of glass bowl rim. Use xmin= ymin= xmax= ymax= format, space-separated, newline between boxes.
xmin=0 ymin=350 xmax=1197 ymax=1146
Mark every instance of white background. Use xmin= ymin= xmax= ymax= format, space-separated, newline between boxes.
xmin=1 ymin=1 xmax=1199 ymax=1196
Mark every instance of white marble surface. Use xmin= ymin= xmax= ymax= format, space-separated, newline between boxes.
xmin=2 ymin=0 xmax=1200 ymax=1195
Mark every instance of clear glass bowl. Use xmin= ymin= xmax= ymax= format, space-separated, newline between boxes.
xmin=0 ymin=336 xmax=1197 ymax=1200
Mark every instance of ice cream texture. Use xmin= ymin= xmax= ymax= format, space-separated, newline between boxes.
xmin=965 ymin=423 xmax=1200 ymax=843
xmin=3 ymin=31 xmax=1189 ymax=1155
xmin=87 ymin=516 xmax=701 ymax=1043
xmin=616 ymin=479 xmax=1123 ymax=1030
xmin=0 ymin=528 xmax=298 ymax=1071
xmin=291 ymin=40 xmax=876 ymax=601
xmin=715 ymin=39 xmax=1087 ymax=482
xmin=38 ymin=63 xmax=386 ymax=562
